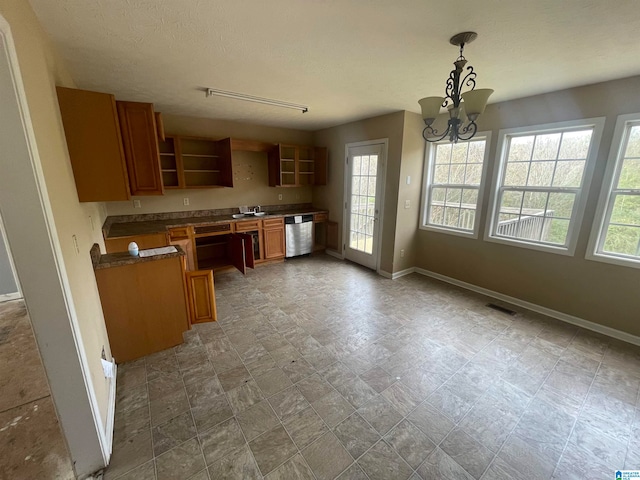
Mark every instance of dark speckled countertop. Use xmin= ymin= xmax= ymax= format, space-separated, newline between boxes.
xmin=92 ymin=243 xmax=185 ymax=270
xmin=104 ymin=205 xmax=329 ymax=238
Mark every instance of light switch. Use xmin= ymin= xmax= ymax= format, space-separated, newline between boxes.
xmin=133 ymin=200 xmax=141 ymax=208
xmin=406 ymin=175 xmax=411 ymax=185
xmin=72 ymin=235 xmax=80 ymax=255
xmin=404 ymin=199 xmax=410 ymax=209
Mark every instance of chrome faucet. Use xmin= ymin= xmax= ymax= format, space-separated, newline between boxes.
xmin=254 ymin=205 xmax=261 ymax=213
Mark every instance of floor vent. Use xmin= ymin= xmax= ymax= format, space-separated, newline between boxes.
xmin=486 ymin=303 xmax=517 ymax=316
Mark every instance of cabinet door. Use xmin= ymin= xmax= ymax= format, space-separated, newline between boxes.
xmin=117 ymin=101 xmax=164 ymax=195
xmin=264 ymin=226 xmax=286 ymax=259
xmin=185 ymin=270 xmax=217 ymax=323
xmin=169 ymin=238 xmax=196 ymax=272
xmin=227 ymin=234 xmax=246 ymax=274
xmin=215 ymin=138 xmax=234 ymax=187
xmin=237 ymin=233 xmax=255 ymax=269
xmin=56 ymin=87 xmax=130 ymax=202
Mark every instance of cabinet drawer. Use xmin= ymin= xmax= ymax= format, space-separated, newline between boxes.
xmin=262 ymin=218 xmax=284 ymax=229
xmin=105 ymin=233 xmax=167 ymax=253
xmin=194 ymin=223 xmax=232 ymax=236
xmin=314 ymin=213 xmax=328 ymax=223
xmin=168 ymin=226 xmax=192 ymax=239
xmin=235 ymin=220 xmax=262 ymax=232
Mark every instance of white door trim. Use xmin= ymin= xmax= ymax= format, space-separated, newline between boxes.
xmin=342 ymin=138 xmax=388 ymax=273
xmin=0 ymin=14 xmax=108 ymax=477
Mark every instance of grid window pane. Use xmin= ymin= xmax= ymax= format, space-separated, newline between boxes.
xmin=368 ymin=155 xmax=378 ymax=176
xmin=618 ymin=158 xmax=640 ymax=189
xmin=504 ymin=163 xmax=529 ymax=186
xmin=493 ymin=125 xmax=595 ymax=249
xmin=603 ymin=225 xmax=640 ymax=256
xmin=594 ymin=120 xmax=640 ymax=263
xmin=553 ymin=160 xmax=585 ymax=187
xmin=558 ymin=130 xmax=593 ymax=159
xmin=424 ymin=137 xmax=487 ymax=233
xmin=610 ymin=194 xmax=640 ymax=226
xmin=623 ymin=126 xmax=640 ymax=158
xmin=349 ymin=153 xmax=378 ymax=255
xmin=532 ymin=133 xmax=561 ymax=160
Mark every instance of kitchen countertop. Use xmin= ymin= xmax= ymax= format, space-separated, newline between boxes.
xmin=105 ymin=207 xmax=328 ymax=238
xmin=92 ymin=243 xmax=186 ymax=269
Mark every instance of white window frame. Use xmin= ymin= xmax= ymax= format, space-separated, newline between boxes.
xmin=485 ymin=117 xmax=605 ymax=256
xmin=587 ymin=113 xmax=640 ymax=269
xmin=419 ymin=132 xmax=492 ymax=239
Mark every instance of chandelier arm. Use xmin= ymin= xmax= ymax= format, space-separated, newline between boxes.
xmin=456 ymin=121 xmax=478 ymax=141
xmin=422 ymin=124 xmax=451 ymax=143
xmin=461 ymin=66 xmax=477 ymax=91
xmin=444 ymin=71 xmax=457 ymax=106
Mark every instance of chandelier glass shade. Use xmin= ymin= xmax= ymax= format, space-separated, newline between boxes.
xmin=419 ymin=32 xmax=493 ymax=143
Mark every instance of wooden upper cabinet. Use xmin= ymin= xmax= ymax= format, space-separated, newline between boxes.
xmin=268 ymin=144 xmax=328 ymax=187
xmin=56 ymin=87 xmax=130 ymax=202
xmin=157 ymin=135 xmax=234 ymax=189
xmin=116 ymin=101 xmax=164 ymax=195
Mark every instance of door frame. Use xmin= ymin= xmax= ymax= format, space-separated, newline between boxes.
xmin=342 ymin=139 xmax=388 ymax=273
xmin=0 ymin=14 xmax=108 ymax=476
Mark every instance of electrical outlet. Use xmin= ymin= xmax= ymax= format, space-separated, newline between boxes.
xmin=278 ymin=193 xmax=283 ymax=201
xmin=133 ymin=199 xmax=141 ymax=208
xmin=183 ymin=197 xmax=190 ymax=206
xmin=404 ymin=199 xmax=410 ymax=209
xmin=400 ymin=249 xmax=405 ymax=258
xmin=72 ymin=235 xmax=80 ymax=255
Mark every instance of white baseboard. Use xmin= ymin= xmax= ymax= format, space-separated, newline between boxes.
xmin=379 ymin=267 xmax=416 ymax=279
xmin=325 ymin=249 xmax=344 ymax=260
xmin=414 ymin=267 xmax=640 ymax=347
xmin=0 ymin=292 xmax=22 ymax=303
xmin=103 ymin=362 xmax=117 ymax=461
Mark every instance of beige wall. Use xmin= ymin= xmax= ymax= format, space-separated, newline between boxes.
xmin=415 ymin=76 xmax=640 ymax=337
xmin=106 ymin=114 xmax=314 ymax=216
xmin=313 ymin=111 xmax=405 ymax=273
xmin=0 ymin=0 xmax=111 ymax=429
xmin=392 ymin=111 xmax=425 ymax=273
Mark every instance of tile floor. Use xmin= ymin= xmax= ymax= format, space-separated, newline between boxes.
xmin=106 ymin=255 xmax=640 ymax=480
xmin=0 ymin=299 xmax=75 ymax=480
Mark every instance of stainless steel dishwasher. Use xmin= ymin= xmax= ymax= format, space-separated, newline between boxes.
xmin=285 ymin=215 xmax=313 ymax=258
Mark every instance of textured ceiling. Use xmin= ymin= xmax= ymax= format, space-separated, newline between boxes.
xmin=28 ymin=0 xmax=640 ymax=130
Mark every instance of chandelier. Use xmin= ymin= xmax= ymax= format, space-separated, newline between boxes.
xmin=419 ymin=32 xmax=493 ymax=143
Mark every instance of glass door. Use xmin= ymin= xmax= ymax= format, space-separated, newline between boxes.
xmin=344 ymin=142 xmax=385 ymax=270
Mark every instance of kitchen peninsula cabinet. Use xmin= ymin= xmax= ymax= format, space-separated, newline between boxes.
xmin=116 ymin=101 xmax=164 ymax=195
xmin=95 ymin=252 xmax=190 ymax=362
xmin=268 ymin=144 xmax=328 ymax=187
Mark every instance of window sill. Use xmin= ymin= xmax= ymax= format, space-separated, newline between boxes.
xmin=484 ymin=234 xmax=575 ymax=256
xmin=585 ymin=251 xmax=640 ymax=269
xmin=419 ymin=224 xmax=478 ymax=239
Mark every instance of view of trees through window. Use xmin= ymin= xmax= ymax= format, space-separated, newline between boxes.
xmin=427 ymin=138 xmax=486 ymax=232
xmin=600 ymin=124 xmax=640 ymax=257
xmin=495 ymin=129 xmax=593 ymax=246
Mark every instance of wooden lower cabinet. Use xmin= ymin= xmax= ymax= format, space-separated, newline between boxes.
xmin=185 ymin=270 xmax=217 ymax=323
xmin=104 ymin=232 xmax=167 ymax=253
xmin=263 ymin=218 xmax=285 ymax=259
xmin=95 ymin=256 xmax=190 ymax=363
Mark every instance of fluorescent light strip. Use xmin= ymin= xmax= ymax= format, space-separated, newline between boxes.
xmin=205 ymin=88 xmax=308 ymax=113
